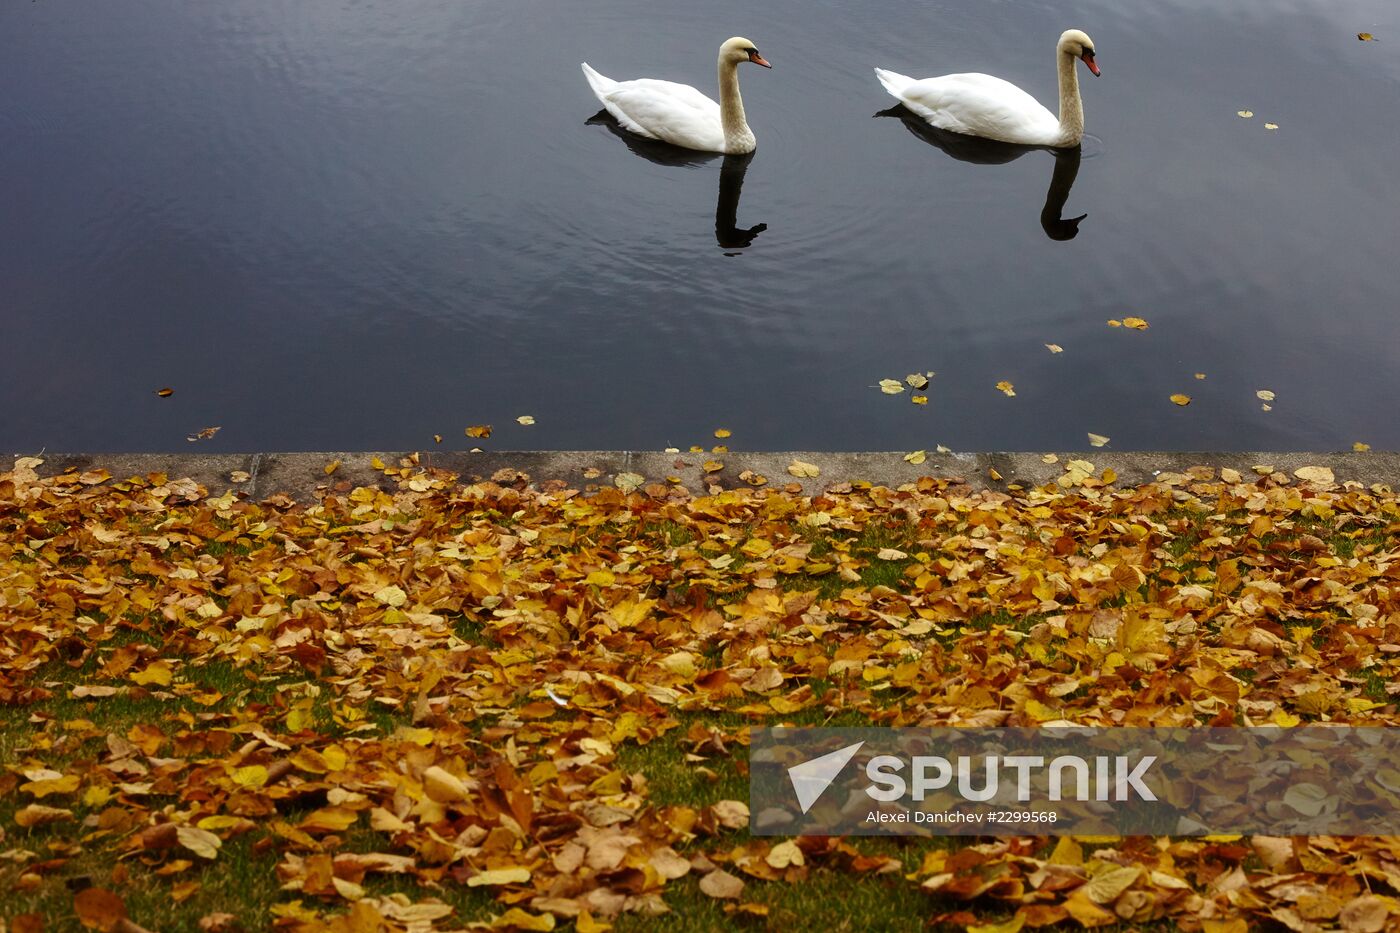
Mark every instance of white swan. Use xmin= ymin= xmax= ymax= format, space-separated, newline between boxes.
xmin=582 ymin=37 xmax=771 ymax=154
xmin=875 ymin=30 xmax=1099 ymax=148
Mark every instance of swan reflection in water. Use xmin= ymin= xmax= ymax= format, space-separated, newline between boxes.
xmin=586 ymin=110 xmax=767 ymax=252
xmin=876 ymin=105 xmax=1087 ymax=241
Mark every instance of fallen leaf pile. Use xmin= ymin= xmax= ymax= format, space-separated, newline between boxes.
xmin=4 ymin=455 xmax=1400 ymax=930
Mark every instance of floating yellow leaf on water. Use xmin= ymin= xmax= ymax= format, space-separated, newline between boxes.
xmin=788 ymin=460 xmax=820 ymax=477
xmin=936 ymin=444 xmax=951 ymax=453
xmin=433 ymin=434 xmax=442 ymax=444
xmin=904 ymin=450 xmax=926 ymax=464
xmin=911 ymin=395 xmax=928 ymax=405
xmin=906 ymin=373 xmax=929 ymax=389
xmin=1170 ymin=394 xmax=1192 ymax=406
xmin=1087 ymin=433 xmax=1110 ymax=447
xmin=323 ymin=460 xmax=340 ymax=475
xmin=1123 ymin=316 xmax=1149 ymax=329
xmin=156 ymin=387 xmax=173 ymax=398
xmin=1354 ymin=441 xmax=1371 ymax=452
xmin=1359 ymin=32 xmax=1376 ymax=40
xmin=1045 ymin=343 xmax=1063 ymax=353
xmin=1264 ymin=122 xmax=1278 ymax=130
xmin=879 ymin=379 xmax=905 ymax=394
xmin=1195 ymin=373 xmax=1206 ymax=379
xmin=466 ymin=425 xmax=492 ymax=438
xmin=1238 ymin=110 xmax=1254 ymax=118
xmin=1107 ymin=319 xmax=1122 ymax=327
xmin=187 ymin=426 xmax=220 ymax=442
xmin=1256 ymin=389 xmax=1275 ymax=401
xmin=712 ymin=445 xmax=728 ymax=453
xmin=995 ymin=381 xmax=1016 ymax=397
xmin=516 ymin=415 xmax=535 ymax=425
xmin=714 ymin=428 xmax=731 ymax=438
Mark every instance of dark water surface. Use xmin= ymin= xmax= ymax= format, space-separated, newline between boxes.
xmin=4 ymin=0 xmax=1399 ymax=453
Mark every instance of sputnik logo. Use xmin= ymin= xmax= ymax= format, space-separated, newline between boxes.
xmin=787 ymin=741 xmax=865 ymax=814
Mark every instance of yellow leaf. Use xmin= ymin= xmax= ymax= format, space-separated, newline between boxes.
xmin=1087 ymin=433 xmax=1109 ymax=448
xmin=324 ymin=460 xmax=340 ymax=475
xmin=1237 ymin=110 xmax=1254 ymax=118
xmin=176 ymin=824 xmax=222 ymax=860
xmin=374 ymin=585 xmax=407 ymax=607
xmin=788 ymin=460 xmax=820 ymax=478
xmin=1170 ymin=394 xmax=1191 ymax=406
xmin=765 ymin=840 xmax=805 ymax=869
xmin=1048 ymin=837 xmax=1083 ymax=866
xmin=1294 ymin=465 xmax=1335 ymax=484
xmin=879 ymin=379 xmax=905 ymax=394
xmin=911 ymin=394 xmax=928 ymax=405
xmin=1107 ymin=319 xmax=1122 ymax=327
xmin=232 ymin=765 xmax=268 ymax=789
xmin=614 ymin=472 xmax=645 ymax=492
xmin=703 ymin=460 xmax=724 ymax=473
xmin=1358 ymin=32 xmax=1375 ymax=40
xmin=492 ymin=909 xmax=555 ymax=931
xmin=714 ymin=428 xmax=731 ymax=438
xmin=467 ymin=867 xmax=532 ymax=887
xmin=22 ymin=774 xmax=81 ymax=798
xmin=1063 ymin=889 xmax=1117 ymax=927
xmin=516 ymin=415 xmax=535 ymax=425
xmin=300 ymin=806 xmax=359 ymax=833
xmin=371 ymin=456 xmax=386 ymax=469
xmin=130 ymin=661 xmax=173 ymax=687
xmin=466 ymin=424 xmax=492 ymax=438
xmin=1354 ymin=441 xmax=1371 ymax=452
xmin=1122 ymin=316 xmax=1149 ymax=329
xmin=995 ymin=380 xmax=1016 ymax=397
xmin=1045 ymin=343 xmax=1063 ymax=353
xmin=1085 ymin=866 xmax=1140 ymax=903
xmin=904 ymin=450 xmax=926 ymax=464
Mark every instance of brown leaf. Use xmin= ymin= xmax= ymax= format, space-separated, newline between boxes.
xmin=74 ymin=888 xmax=128 ymax=932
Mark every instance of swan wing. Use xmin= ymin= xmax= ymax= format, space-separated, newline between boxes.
xmin=895 ymin=73 xmax=1061 ymax=146
xmin=583 ymin=69 xmax=724 ymax=152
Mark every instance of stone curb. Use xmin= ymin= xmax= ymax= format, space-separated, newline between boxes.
xmin=11 ymin=451 xmax=1400 ymax=500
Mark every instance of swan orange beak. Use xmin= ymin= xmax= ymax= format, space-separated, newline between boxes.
xmin=1081 ymin=52 xmax=1100 ymax=76
xmin=748 ymin=51 xmax=772 ymax=68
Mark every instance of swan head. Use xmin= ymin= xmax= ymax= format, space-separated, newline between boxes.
xmin=1058 ymin=29 xmax=1100 ymax=77
xmin=720 ymin=36 xmax=771 ymax=69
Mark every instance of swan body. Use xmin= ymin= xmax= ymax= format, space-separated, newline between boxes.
xmin=875 ymin=30 xmax=1099 ymax=148
xmin=582 ymin=37 xmax=770 ymax=154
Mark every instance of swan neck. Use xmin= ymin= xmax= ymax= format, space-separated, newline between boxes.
xmin=718 ymin=58 xmax=754 ymax=153
xmin=1056 ymin=50 xmax=1084 ymax=145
